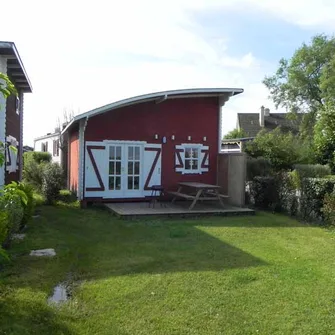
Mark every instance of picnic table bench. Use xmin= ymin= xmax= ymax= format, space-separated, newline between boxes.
xmin=167 ymin=182 xmax=229 ymax=210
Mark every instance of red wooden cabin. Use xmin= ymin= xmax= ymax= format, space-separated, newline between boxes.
xmin=62 ymin=88 xmax=243 ymax=205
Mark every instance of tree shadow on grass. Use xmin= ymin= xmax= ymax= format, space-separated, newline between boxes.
xmin=1 ymin=205 xmax=272 ymax=294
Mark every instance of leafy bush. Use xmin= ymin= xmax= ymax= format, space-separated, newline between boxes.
xmin=12 ymin=182 xmax=35 ymax=227
xmin=23 ymin=158 xmax=46 ymax=191
xmin=0 ymin=194 xmax=24 ymax=245
xmin=24 ymin=151 xmax=51 ymax=164
xmin=245 ymin=128 xmax=317 ymax=171
xmin=322 ymin=192 xmax=335 ymax=226
xmin=300 ymin=178 xmax=335 ymax=222
xmin=0 ymin=212 xmax=9 ymax=263
xmin=246 ymin=156 xmax=272 ymax=181
xmin=42 ymin=163 xmax=64 ymax=204
xmin=58 ymin=189 xmax=77 ymax=203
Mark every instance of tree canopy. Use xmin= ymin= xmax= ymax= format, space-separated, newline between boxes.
xmin=244 ymin=128 xmax=316 ymax=171
xmin=263 ymin=34 xmax=335 ymax=135
xmin=223 ymin=128 xmax=247 ymax=139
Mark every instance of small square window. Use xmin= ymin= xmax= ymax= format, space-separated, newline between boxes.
xmin=183 ymin=147 xmax=200 ymax=173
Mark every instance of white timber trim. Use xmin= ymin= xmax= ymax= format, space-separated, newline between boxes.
xmin=78 ymin=117 xmax=88 ymax=200
xmin=0 ymin=55 xmax=7 ymax=188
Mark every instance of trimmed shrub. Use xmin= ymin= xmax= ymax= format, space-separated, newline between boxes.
xmin=322 ymin=192 xmax=335 ymax=226
xmin=246 ymin=156 xmax=272 ymax=181
xmin=300 ymin=178 xmax=335 ymax=222
xmin=42 ymin=163 xmax=64 ymax=204
xmin=278 ymin=173 xmax=299 ymax=216
xmin=292 ymin=164 xmax=331 ymax=189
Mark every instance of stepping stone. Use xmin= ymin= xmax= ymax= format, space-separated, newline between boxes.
xmin=30 ymin=248 xmax=56 ymax=257
xmin=12 ymin=234 xmax=26 ymax=240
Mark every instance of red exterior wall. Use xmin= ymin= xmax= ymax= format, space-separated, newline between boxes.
xmin=69 ymin=129 xmax=79 ymax=193
xmin=84 ymin=97 xmax=219 ymax=196
xmin=5 ymin=93 xmax=21 ymax=184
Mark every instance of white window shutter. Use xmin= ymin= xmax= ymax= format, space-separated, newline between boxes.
xmin=175 ymin=145 xmax=184 ymax=173
xmin=200 ymin=145 xmax=209 ymax=173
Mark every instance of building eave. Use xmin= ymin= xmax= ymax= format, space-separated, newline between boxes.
xmin=0 ymin=41 xmax=32 ymax=93
xmin=62 ymin=87 xmax=244 ymax=135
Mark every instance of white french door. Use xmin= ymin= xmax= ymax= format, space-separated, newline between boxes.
xmin=106 ymin=142 xmax=143 ymax=198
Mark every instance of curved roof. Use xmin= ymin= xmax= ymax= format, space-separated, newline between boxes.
xmin=62 ymin=87 xmax=243 ymax=134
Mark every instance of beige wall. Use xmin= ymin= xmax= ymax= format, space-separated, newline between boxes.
xmin=217 ymin=153 xmax=246 ymax=207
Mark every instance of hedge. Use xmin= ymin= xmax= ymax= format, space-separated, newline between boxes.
xmin=247 ymin=175 xmax=335 ymax=223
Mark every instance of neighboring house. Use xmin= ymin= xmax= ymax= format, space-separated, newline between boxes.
xmin=221 ymin=137 xmax=254 ymax=153
xmin=236 ymin=106 xmax=304 ymax=137
xmin=0 ymin=41 xmax=32 ymax=187
xmin=34 ymin=129 xmax=61 ymax=165
xmin=61 ymin=88 xmax=243 ymax=205
xmin=23 ymin=145 xmax=33 ymax=153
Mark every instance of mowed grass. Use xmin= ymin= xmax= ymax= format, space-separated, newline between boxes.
xmin=1 ymin=205 xmax=335 ymax=334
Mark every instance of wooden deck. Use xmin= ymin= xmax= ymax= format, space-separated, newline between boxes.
xmin=104 ymin=201 xmax=255 ymax=218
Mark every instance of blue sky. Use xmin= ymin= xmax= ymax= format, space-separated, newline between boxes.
xmin=1 ymin=0 xmax=334 ymax=146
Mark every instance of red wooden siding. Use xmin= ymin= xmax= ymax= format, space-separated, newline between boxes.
xmin=84 ymin=97 xmax=219 ymax=195
xmin=5 ymin=94 xmax=21 ymax=184
xmin=69 ymin=130 xmax=79 ymax=193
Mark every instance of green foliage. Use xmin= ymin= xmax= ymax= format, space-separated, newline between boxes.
xmin=322 ymin=192 xmax=335 ymax=226
xmin=0 ymin=72 xmax=17 ymax=99
xmin=0 ymin=194 xmax=24 ymax=242
xmin=245 ymin=128 xmax=310 ymax=170
xmin=4 ymin=182 xmax=28 ymax=206
xmin=314 ymin=104 xmax=335 ymax=170
xmin=13 ymin=182 xmax=35 ymax=227
xmin=223 ymin=128 xmax=247 ymax=139
xmin=300 ymin=178 xmax=335 ymax=222
xmin=23 ymin=158 xmax=46 ymax=191
xmin=33 ymin=192 xmax=45 ymax=206
xmin=42 ymin=163 xmax=64 ymax=204
xmin=0 ymin=212 xmax=8 ymax=245
xmin=57 ymin=189 xmax=77 ymax=203
xmin=246 ymin=156 xmax=272 ymax=181
xmin=24 ymin=151 xmax=52 ymax=165
xmin=291 ymin=164 xmax=331 ymax=189
xmin=263 ymin=34 xmax=335 ymax=135
xmin=0 ymin=73 xmax=17 ymax=168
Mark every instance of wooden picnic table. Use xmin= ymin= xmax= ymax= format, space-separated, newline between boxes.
xmin=169 ymin=182 xmax=228 ymax=210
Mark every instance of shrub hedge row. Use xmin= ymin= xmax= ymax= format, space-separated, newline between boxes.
xmin=247 ymin=174 xmax=335 ymax=224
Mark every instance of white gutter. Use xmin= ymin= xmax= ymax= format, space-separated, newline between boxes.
xmin=61 ymin=87 xmax=244 ymax=135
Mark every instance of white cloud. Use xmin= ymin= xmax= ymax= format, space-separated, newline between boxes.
xmin=3 ymin=0 xmax=329 ymax=145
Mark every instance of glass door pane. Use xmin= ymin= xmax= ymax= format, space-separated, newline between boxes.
xmin=127 ymin=145 xmax=141 ymax=190
xmin=108 ymin=145 xmax=122 ymax=191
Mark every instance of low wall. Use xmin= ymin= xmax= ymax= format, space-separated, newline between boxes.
xmin=217 ymin=153 xmax=247 ymax=207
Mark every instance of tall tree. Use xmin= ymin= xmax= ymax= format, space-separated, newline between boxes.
xmin=314 ymin=54 xmax=335 ymax=170
xmin=263 ymin=34 xmax=335 ymax=135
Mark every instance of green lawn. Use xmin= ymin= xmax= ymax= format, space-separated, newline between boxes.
xmin=1 ymin=204 xmax=335 ymax=335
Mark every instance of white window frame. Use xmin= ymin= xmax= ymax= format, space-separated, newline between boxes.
xmin=176 ymin=143 xmax=206 ymax=175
